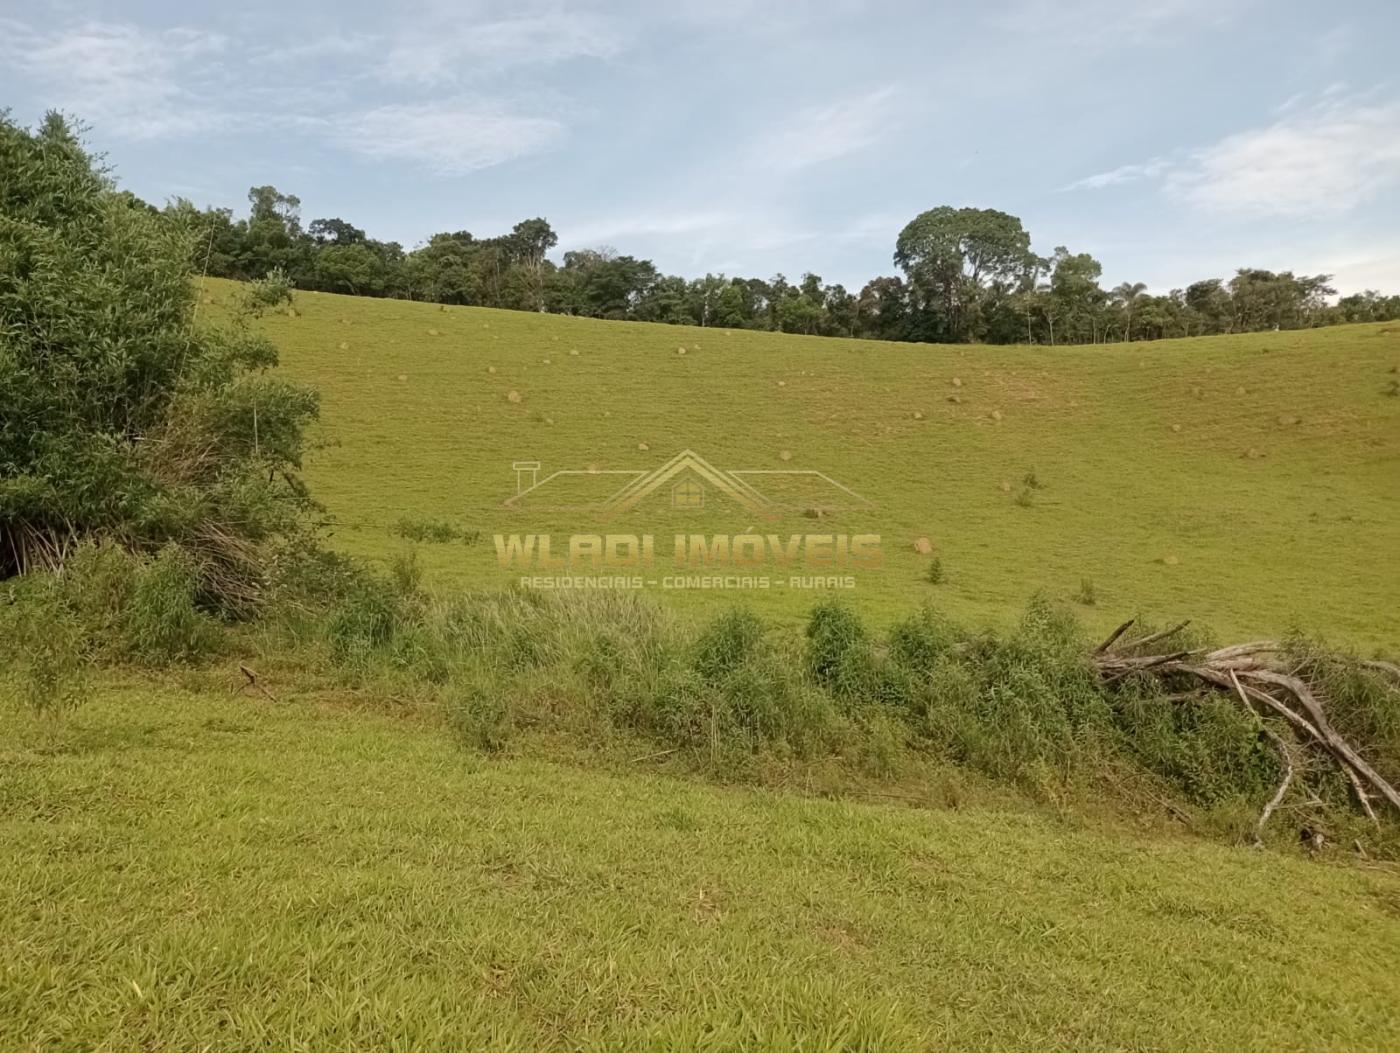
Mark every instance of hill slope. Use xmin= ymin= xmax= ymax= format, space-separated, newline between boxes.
xmin=214 ymin=279 xmax=1400 ymax=650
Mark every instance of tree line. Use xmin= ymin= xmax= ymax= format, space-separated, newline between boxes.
xmin=155 ymin=189 xmax=1400 ymax=345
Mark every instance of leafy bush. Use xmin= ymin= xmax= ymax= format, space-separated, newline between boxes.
xmin=0 ymin=112 xmax=317 ymax=609
xmin=693 ymin=607 xmax=765 ymax=683
xmin=1112 ymin=686 xmax=1274 ymax=806
xmin=446 ymin=679 xmax=513 ymax=752
xmin=805 ymin=601 xmax=876 ymax=699
xmin=0 ymin=545 xmax=210 ymax=726
xmin=239 ymin=266 xmax=295 ymax=317
xmin=0 ymin=574 xmax=89 ymax=720
xmin=392 ymin=517 xmax=482 ymax=545
xmin=887 ymin=605 xmax=958 ymax=677
xmin=924 ymin=557 xmax=944 ymax=585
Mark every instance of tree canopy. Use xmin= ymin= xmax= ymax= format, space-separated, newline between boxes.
xmin=160 ymin=181 xmax=1395 ymax=346
xmin=0 ymin=112 xmax=317 ymax=606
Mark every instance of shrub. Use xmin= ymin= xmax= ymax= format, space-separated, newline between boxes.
xmin=326 ymin=577 xmax=400 ymax=667
xmin=805 ymin=601 xmax=875 ymax=700
xmin=446 ymin=679 xmax=513 ymax=752
xmin=1 ymin=541 xmax=217 ymax=673
xmin=390 ymin=549 xmax=423 ymax=596
xmin=693 ymin=608 xmax=765 ymax=683
xmin=125 ymin=545 xmax=219 ymax=663
xmin=392 ymin=517 xmax=482 ymax=545
xmin=924 ymin=557 xmax=944 ymax=585
xmin=239 ymin=267 xmax=295 ymax=317
xmin=1112 ymin=686 xmax=1274 ymax=806
xmin=0 ymin=574 xmax=89 ymax=720
xmin=0 ymin=112 xmax=317 ymax=608
xmin=887 ymin=605 xmax=959 ymax=677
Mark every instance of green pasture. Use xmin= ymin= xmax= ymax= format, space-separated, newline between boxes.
xmin=211 ymin=279 xmax=1400 ymax=649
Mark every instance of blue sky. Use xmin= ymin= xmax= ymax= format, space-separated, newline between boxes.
xmin=3 ymin=0 xmax=1399 ymax=293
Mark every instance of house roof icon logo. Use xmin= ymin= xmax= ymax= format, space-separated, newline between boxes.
xmin=505 ymin=449 xmax=871 ymax=518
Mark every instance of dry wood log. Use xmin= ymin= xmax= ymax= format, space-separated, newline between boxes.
xmin=238 ymin=664 xmax=279 ymax=704
xmin=1093 ymin=627 xmax=1400 ymax=828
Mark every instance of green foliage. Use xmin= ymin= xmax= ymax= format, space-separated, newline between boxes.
xmin=0 ymin=112 xmax=317 ymax=607
xmin=924 ymin=556 xmax=944 ymax=585
xmin=894 ymin=206 xmax=1035 ymax=342
xmin=445 ymin=679 xmax=512 ymax=752
xmin=238 ymin=266 xmax=295 ymax=317
xmin=0 ymin=542 xmax=219 ymax=699
xmin=692 ymin=607 xmax=765 ymax=683
xmin=805 ymin=601 xmax=876 ymax=699
xmin=125 ymin=545 xmax=221 ymax=663
xmin=0 ymin=574 xmax=88 ymax=719
xmin=1113 ymin=686 xmax=1275 ymax=806
xmin=887 ymin=604 xmax=959 ymax=676
xmin=160 ymin=164 xmax=1399 ymax=344
xmin=392 ymin=517 xmax=482 ymax=545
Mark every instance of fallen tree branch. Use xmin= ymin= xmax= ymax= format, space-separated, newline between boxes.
xmin=1122 ymin=620 xmax=1192 ymax=651
xmin=1255 ymin=725 xmax=1295 ymax=844
xmin=1094 ymin=628 xmax=1400 ymax=824
xmin=1231 ymin=671 xmax=1294 ymax=844
xmin=238 ymin=664 xmax=279 ymax=704
xmin=1362 ymin=659 xmax=1400 ymax=682
xmin=1095 ymin=619 xmax=1136 ymax=655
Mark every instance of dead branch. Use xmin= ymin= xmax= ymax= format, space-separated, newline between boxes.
xmin=1362 ymin=659 xmax=1400 ymax=683
xmin=1094 ymin=627 xmax=1400 ymax=824
xmin=1255 ymin=725 xmax=1295 ymax=844
xmin=1231 ymin=671 xmax=1294 ymax=844
xmin=239 ymin=664 xmax=279 ymax=704
xmin=1095 ymin=619 xmax=1136 ymax=655
xmin=1123 ymin=620 xmax=1192 ymax=651
xmin=631 ymin=747 xmax=680 ymax=764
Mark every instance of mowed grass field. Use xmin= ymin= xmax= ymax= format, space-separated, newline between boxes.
xmin=217 ymin=279 xmax=1400 ymax=651
xmin=5 ymin=685 xmax=1400 ymax=1051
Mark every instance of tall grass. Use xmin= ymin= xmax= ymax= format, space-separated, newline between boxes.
xmin=7 ymin=544 xmax=1399 ymax=850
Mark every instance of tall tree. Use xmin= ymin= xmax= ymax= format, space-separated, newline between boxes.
xmin=893 ymin=207 xmax=1034 ymax=342
xmin=1111 ymin=281 xmax=1147 ymax=341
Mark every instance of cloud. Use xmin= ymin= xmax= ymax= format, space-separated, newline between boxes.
xmin=0 ymin=19 xmax=229 ymax=138
xmin=1168 ymin=95 xmax=1400 ymax=216
xmin=335 ymin=101 xmax=564 ymax=175
xmin=1316 ymin=246 xmax=1400 ymax=295
xmin=559 ymin=205 xmax=817 ymax=274
xmin=1064 ymin=158 xmax=1168 ymax=191
xmin=1065 ymin=94 xmax=1400 ymax=218
xmin=253 ymin=34 xmax=376 ymax=65
xmin=563 ymin=210 xmax=743 ymax=247
xmin=751 ymin=85 xmax=899 ymax=173
xmin=994 ymin=0 xmax=1251 ymax=47
xmin=378 ymin=12 xmax=623 ymax=85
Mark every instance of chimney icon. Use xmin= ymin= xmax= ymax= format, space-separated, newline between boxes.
xmin=512 ymin=460 xmax=540 ymax=495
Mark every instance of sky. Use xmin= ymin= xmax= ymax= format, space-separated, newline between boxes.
xmin=3 ymin=0 xmax=1399 ymax=295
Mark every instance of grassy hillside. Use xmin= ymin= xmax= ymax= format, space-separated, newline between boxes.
xmin=4 ymin=685 xmax=1400 ymax=1050
xmin=211 ymin=279 xmax=1400 ymax=650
